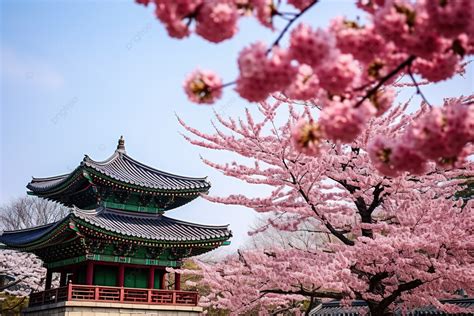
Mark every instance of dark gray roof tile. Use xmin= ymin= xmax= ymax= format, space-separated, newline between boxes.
xmin=28 ymin=150 xmax=210 ymax=193
xmin=73 ymin=206 xmax=231 ymax=242
xmin=0 ymin=206 xmax=231 ymax=248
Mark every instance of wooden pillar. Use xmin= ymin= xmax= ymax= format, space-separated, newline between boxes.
xmin=86 ymin=261 xmax=94 ymax=285
xmin=160 ymin=271 xmax=167 ymax=290
xmin=148 ymin=267 xmax=155 ymax=289
xmin=71 ymin=266 xmax=78 ymax=284
xmin=45 ymin=269 xmax=53 ymax=290
xmin=60 ymin=271 xmax=67 ymax=287
xmin=174 ymin=272 xmax=181 ymax=291
xmin=118 ymin=264 xmax=125 ymax=287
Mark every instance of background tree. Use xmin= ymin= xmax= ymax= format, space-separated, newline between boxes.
xmin=0 ymin=197 xmax=67 ymax=302
xmin=0 ymin=196 xmax=68 ymax=231
xmin=179 ymin=98 xmax=474 ymax=315
xmin=245 ymin=214 xmax=327 ymax=251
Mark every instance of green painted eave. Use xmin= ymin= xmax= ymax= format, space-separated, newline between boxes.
xmin=46 ymin=254 xmax=179 ymax=269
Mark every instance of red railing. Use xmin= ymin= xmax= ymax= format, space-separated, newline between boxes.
xmin=29 ymin=284 xmax=198 ymax=307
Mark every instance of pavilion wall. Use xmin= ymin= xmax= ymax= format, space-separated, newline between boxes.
xmin=23 ymin=301 xmax=203 ymax=316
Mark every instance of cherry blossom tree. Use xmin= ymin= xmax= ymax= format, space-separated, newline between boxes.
xmin=136 ymin=0 xmax=473 ymax=174
xmin=0 ymin=197 xmax=65 ymax=296
xmin=135 ymin=0 xmax=473 ymax=313
xmin=178 ymin=97 xmax=474 ymax=315
xmin=0 ymin=250 xmax=45 ymax=296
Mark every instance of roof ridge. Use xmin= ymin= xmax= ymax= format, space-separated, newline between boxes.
xmin=121 ymin=153 xmax=209 ymax=182
xmin=82 ymin=151 xmax=120 ymax=166
xmin=30 ymin=172 xmax=73 ymax=183
xmin=162 ymin=214 xmax=230 ymax=230
xmin=0 ymin=220 xmax=59 ymax=234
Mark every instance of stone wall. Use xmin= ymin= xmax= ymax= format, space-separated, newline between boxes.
xmin=23 ymin=301 xmax=203 ymax=316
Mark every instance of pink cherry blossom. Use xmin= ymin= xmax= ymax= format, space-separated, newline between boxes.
xmin=319 ymin=98 xmax=371 ymax=143
xmin=0 ymin=250 xmax=46 ymax=296
xmin=368 ymin=135 xmax=399 ymax=177
xmin=330 ymin=18 xmax=386 ymax=64
xmin=154 ymin=0 xmax=203 ymax=38
xmin=413 ymin=52 xmax=461 ymax=83
xmin=374 ymin=0 xmax=443 ymax=59
xmin=236 ymin=43 xmax=296 ymax=102
xmin=183 ymin=69 xmax=223 ymax=104
xmin=284 ymin=64 xmax=320 ymax=101
xmin=289 ymin=23 xmax=336 ymax=69
xmin=368 ymin=88 xmax=396 ymax=116
xmin=196 ymin=1 xmax=239 ymax=43
xmin=316 ymin=54 xmax=361 ymax=95
xmin=425 ymin=0 xmax=473 ymax=39
xmin=390 ymin=141 xmax=427 ymax=175
xmin=287 ymin=0 xmax=315 ymax=11
xmin=251 ymin=0 xmax=275 ymax=29
xmin=291 ymin=118 xmax=324 ymax=156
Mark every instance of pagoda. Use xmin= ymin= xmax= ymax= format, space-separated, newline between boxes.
xmin=0 ymin=137 xmax=231 ymax=316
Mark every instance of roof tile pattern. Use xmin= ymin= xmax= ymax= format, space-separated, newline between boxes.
xmin=27 ymin=151 xmax=210 ymax=193
xmin=0 ymin=207 xmax=231 ymax=247
xmin=74 ymin=207 xmax=231 ymax=242
xmin=83 ymin=152 xmax=210 ymax=191
xmin=310 ymin=299 xmax=474 ymax=315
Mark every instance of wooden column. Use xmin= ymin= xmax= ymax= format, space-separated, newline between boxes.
xmin=71 ymin=266 xmax=78 ymax=284
xmin=86 ymin=261 xmax=94 ymax=285
xmin=174 ymin=272 xmax=181 ymax=291
xmin=45 ymin=269 xmax=53 ymax=290
xmin=118 ymin=264 xmax=125 ymax=287
xmin=60 ymin=271 xmax=67 ymax=287
xmin=148 ymin=267 xmax=155 ymax=289
xmin=160 ymin=271 xmax=167 ymax=289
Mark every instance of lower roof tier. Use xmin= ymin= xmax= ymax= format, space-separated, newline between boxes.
xmin=0 ymin=207 xmax=231 ymax=264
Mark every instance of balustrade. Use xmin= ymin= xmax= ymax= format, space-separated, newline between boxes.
xmin=29 ymin=284 xmax=198 ymax=307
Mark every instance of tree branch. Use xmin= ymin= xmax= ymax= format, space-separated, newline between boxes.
xmin=283 ymin=159 xmax=355 ymax=246
xmin=267 ymin=0 xmax=319 ymax=54
xmin=260 ymin=288 xmax=343 ymax=300
xmin=354 ymin=55 xmax=416 ymax=108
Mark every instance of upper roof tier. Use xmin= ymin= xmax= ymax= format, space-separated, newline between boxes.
xmin=27 ymin=137 xmax=211 ymax=211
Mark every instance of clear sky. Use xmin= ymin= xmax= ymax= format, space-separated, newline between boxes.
xmin=1 ymin=0 xmax=473 ymax=253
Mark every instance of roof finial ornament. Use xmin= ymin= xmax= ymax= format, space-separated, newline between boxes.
xmin=117 ymin=136 xmax=126 ymax=153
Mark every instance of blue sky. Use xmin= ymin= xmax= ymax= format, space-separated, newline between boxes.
xmin=1 ymin=1 xmax=473 ymax=252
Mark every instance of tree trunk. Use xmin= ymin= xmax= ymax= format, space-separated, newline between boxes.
xmin=368 ymin=303 xmax=394 ymax=316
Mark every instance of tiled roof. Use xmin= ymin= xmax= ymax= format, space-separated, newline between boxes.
xmin=0 ymin=207 xmax=231 ymax=247
xmin=72 ymin=207 xmax=231 ymax=242
xmin=310 ymin=299 xmax=474 ymax=316
xmin=0 ymin=222 xmax=60 ymax=247
xmin=27 ymin=139 xmax=210 ymax=193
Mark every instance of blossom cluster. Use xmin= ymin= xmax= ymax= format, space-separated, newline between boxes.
xmin=290 ymin=95 xmax=474 ymax=177
xmin=138 ymin=0 xmax=473 ymax=175
xmin=368 ymin=96 xmax=474 ymax=176
xmin=153 ymin=0 xmax=474 ymax=103
xmin=0 ymin=250 xmax=45 ymax=296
